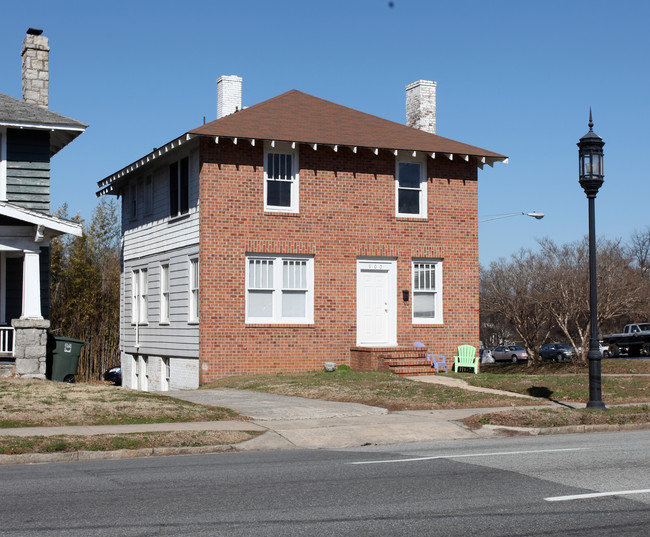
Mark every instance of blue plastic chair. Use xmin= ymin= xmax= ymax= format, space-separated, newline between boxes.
xmin=414 ymin=342 xmax=447 ymax=373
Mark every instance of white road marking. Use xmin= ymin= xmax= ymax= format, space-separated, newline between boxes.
xmin=545 ymin=489 xmax=650 ymax=502
xmin=349 ymin=448 xmax=589 ymax=465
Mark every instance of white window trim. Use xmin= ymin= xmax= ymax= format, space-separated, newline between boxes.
xmin=169 ymin=156 xmax=190 ymax=218
xmin=263 ymin=141 xmax=299 ymax=213
xmin=0 ymin=128 xmax=7 ymax=201
xmin=131 ymin=268 xmax=148 ymax=325
xmin=138 ymin=355 xmax=148 ymax=391
xmin=245 ymin=254 xmax=314 ymax=324
xmin=189 ymin=258 xmax=199 ymax=324
xmin=412 ymin=259 xmax=443 ymax=324
xmin=160 ymin=263 xmax=170 ymax=325
xmin=395 ymin=154 xmax=427 ymax=218
xmin=161 ymin=357 xmax=170 ymax=391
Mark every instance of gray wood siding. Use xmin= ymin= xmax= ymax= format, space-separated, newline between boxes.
xmin=6 ymin=129 xmax=50 ymax=214
xmin=122 ymin=245 xmax=199 ymax=358
xmin=118 ymin=144 xmax=200 ymax=359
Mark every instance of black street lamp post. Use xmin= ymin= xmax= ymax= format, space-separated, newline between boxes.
xmin=577 ymin=110 xmax=607 ymax=410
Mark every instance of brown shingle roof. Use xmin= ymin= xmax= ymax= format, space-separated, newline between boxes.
xmin=190 ymin=89 xmax=505 ymax=159
xmin=97 ymin=89 xmax=507 ymax=197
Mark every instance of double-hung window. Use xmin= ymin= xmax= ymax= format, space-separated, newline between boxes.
xmin=144 ymin=175 xmax=153 ymax=215
xmin=131 ymin=268 xmax=148 ymax=324
xmin=189 ymin=258 xmax=199 ymax=323
xmin=412 ymin=259 xmax=442 ymax=324
xmin=160 ymin=263 xmax=170 ymax=324
xmin=129 ymin=183 xmax=137 ymax=220
xmin=264 ymin=142 xmax=299 ymax=212
xmin=0 ymin=128 xmax=7 ymax=201
xmin=246 ymin=254 xmax=313 ymax=323
xmin=396 ymin=157 xmax=427 ymax=218
xmin=169 ymin=157 xmax=189 ymax=217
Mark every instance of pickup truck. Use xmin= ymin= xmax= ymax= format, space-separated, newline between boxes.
xmin=602 ymin=323 xmax=650 ymax=357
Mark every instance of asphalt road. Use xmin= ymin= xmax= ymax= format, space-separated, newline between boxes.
xmin=1 ymin=431 xmax=648 ymax=536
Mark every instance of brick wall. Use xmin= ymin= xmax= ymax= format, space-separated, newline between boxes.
xmin=198 ymin=138 xmax=479 ymax=382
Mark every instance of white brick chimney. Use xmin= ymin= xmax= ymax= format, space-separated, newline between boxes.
xmin=217 ymin=75 xmax=242 ymax=119
xmin=406 ymin=80 xmax=436 ymax=134
xmin=22 ymin=28 xmax=50 ymax=108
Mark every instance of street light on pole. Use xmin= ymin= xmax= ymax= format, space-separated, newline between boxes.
xmin=578 ymin=109 xmax=607 ymax=410
xmin=479 ymin=212 xmax=545 ymax=223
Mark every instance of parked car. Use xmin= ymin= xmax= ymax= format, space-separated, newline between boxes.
xmin=491 ymin=345 xmax=529 ymax=363
xmin=103 ymin=366 xmax=122 ymax=385
xmin=539 ymin=343 xmax=577 ymax=362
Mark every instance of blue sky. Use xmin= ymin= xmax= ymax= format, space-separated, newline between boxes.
xmin=2 ymin=0 xmax=648 ymax=265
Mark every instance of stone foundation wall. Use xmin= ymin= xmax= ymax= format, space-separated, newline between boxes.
xmin=12 ymin=319 xmax=50 ymax=379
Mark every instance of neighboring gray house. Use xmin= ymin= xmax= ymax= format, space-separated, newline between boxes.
xmin=0 ymin=29 xmax=85 ymax=377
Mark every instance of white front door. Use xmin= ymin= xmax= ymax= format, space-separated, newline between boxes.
xmin=356 ymin=259 xmax=396 ymax=346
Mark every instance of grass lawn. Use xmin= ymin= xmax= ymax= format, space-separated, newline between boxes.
xmin=459 ymin=359 xmax=650 ymax=404
xmin=0 ymin=378 xmax=255 ymax=455
xmin=1 ymin=359 xmax=647 ymax=454
xmin=461 ymin=405 xmax=650 ymax=430
xmin=0 ymin=430 xmax=260 ymax=456
xmin=203 ymin=367 xmax=541 ymax=411
xmin=0 ymin=378 xmax=239 ymax=428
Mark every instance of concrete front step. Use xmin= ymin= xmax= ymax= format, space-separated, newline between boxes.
xmin=389 ymin=365 xmax=435 ymax=376
xmin=383 ymin=358 xmax=431 ymax=367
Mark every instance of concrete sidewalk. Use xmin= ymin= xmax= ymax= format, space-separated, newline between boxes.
xmin=0 ymin=375 xmax=585 ymax=464
xmin=0 ymin=382 xmax=544 ymax=454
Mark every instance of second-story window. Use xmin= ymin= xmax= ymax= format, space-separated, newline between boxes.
xmin=129 ymin=183 xmax=137 ymax=220
xmin=144 ymin=175 xmax=153 ymax=215
xmin=264 ymin=142 xmax=299 ymax=213
xmin=169 ymin=157 xmax=189 ymax=217
xmin=396 ymin=157 xmax=427 ymax=218
xmin=0 ymin=128 xmax=7 ymax=201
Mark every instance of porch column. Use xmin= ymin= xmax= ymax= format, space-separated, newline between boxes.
xmin=21 ymin=249 xmax=42 ymax=319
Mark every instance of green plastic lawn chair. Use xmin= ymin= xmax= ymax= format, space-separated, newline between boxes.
xmin=453 ymin=345 xmax=479 ymax=374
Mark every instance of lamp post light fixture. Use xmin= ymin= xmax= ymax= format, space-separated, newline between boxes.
xmin=578 ymin=109 xmax=607 ymax=410
xmin=479 ymin=211 xmax=545 ymax=223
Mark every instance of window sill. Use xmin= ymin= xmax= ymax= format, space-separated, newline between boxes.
xmin=169 ymin=212 xmax=191 ymax=223
xmin=187 ymin=321 xmax=199 ymax=325
xmin=159 ymin=322 xmax=170 ymax=326
xmin=246 ymin=323 xmax=314 ymax=328
xmin=412 ymin=320 xmax=444 ymax=326
xmin=396 ymin=215 xmax=428 ymax=221
xmin=264 ymin=210 xmax=300 ymax=217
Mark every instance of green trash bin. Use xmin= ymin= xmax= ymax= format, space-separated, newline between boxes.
xmin=49 ymin=336 xmax=87 ymax=383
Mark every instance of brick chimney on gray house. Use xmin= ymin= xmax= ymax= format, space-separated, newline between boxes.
xmin=406 ymin=80 xmax=436 ymax=134
xmin=216 ymin=75 xmax=242 ymax=119
xmin=22 ymin=28 xmax=50 ymax=108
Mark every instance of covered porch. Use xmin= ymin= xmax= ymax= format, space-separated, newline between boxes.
xmin=0 ymin=202 xmax=82 ymax=378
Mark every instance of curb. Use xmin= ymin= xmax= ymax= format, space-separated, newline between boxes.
xmin=481 ymin=422 xmax=650 ymax=436
xmin=0 ymin=443 xmax=241 ymax=466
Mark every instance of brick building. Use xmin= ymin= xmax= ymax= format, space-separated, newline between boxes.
xmin=97 ymin=78 xmax=506 ymax=390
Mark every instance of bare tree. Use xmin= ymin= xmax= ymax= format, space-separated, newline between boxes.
xmin=536 ymin=237 xmax=644 ymax=361
xmin=481 ymin=235 xmax=650 ymax=364
xmin=627 ymin=226 xmax=650 ymax=278
xmin=50 ymin=198 xmax=121 ymax=381
xmin=480 ymin=250 xmax=551 ymax=364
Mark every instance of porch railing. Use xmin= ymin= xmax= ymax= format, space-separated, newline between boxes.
xmin=0 ymin=327 xmax=15 ymax=357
